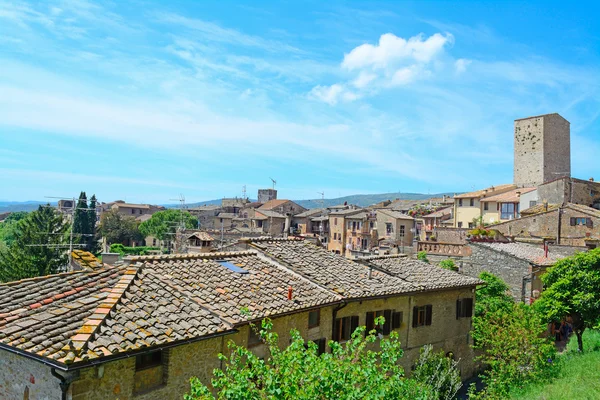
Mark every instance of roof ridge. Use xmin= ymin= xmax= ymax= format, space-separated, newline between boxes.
xmin=60 ymin=266 xmax=140 ymax=364
xmin=124 ymin=250 xmax=257 ymax=262
xmin=358 ymin=254 xmax=408 ymax=260
xmin=242 ymin=237 xmax=304 ymax=243
xmin=0 ymin=269 xmax=93 ymax=286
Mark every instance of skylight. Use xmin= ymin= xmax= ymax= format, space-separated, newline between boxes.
xmin=216 ymin=260 xmax=249 ymax=274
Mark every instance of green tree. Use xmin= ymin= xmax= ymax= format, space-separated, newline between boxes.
xmin=535 ymin=248 xmax=600 ymax=352
xmin=470 ymin=273 xmax=556 ymax=399
xmin=139 ymin=209 xmax=197 ymax=241
xmin=185 ymin=318 xmax=433 ymax=400
xmin=0 ymin=205 xmax=70 ymax=282
xmin=72 ymin=192 xmax=99 ymax=252
xmin=0 ymin=211 xmax=28 ymax=246
xmin=99 ymin=209 xmax=143 ymax=246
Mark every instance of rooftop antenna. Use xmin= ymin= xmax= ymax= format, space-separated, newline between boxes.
xmin=270 ymin=177 xmax=277 ymax=190
xmin=168 ymin=194 xmax=187 ymax=253
xmin=242 ymin=185 xmax=247 ymax=201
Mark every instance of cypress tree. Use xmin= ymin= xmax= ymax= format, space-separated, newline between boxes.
xmin=0 ymin=205 xmax=70 ymax=282
xmin=88 ymin=195 xmax=100 ymax=253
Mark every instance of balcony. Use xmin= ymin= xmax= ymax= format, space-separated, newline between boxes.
xmin=417 ymin=241 xmax=470 ymax=256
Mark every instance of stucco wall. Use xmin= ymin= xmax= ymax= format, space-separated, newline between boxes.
xmin=454 ymin=199 xmax=481 ymax=228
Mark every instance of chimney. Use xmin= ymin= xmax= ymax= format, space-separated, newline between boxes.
xmin=287 ymin=286 xmax=293 ymax=300
xmin=368 ymin=266 xmax=373 ymax=280
xmin=516 ymin=191 xmax=521 ymax=198
xmin=102 ymin=253 xmax=120 ymax=265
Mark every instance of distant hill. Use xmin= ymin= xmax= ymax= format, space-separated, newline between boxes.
xmin=0 ymin=201 xmax=56 ymax=213
xmin=178 ymin=192 xmax=455 ymax=210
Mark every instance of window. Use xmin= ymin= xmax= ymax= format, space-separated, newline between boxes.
xmin=484 ymin=202 xmax=489 ymax=211
xmin=152 ymin=238 xmax=156 ymax=246
xmin=386 ymin=223 xmax=393 ymax=234
xmin=412 ymin=305 xmax=433 ymax=327
xmin=529 ymin=200 xmax=537 ymax=208
xmin=570 ymin=217 xmax=593 ymax=228
xmin=333 ymin=316 xmax=359 ymax=342
xmin=131 ymin=209 xmax=135 ymax=214
xmin=458 ymin=199 xmax=463 ymax=207
xmin=334 ymin=218 xmax=338 ymax=226
xmin=456 ymin=298 xmax=474 ymax=319
xmin=333 ymin=233 xmax=337 ymax=240
xmin=366 ymin=309 xmax=403 ymax=335
xmin=468 ymin=222 xmax=474 ymax=229
xmin=457 ymin=222 xmax=463 ymax=228
xmin=369 ymin=221 xmax=374 ymax=229
xmin=399 ymin=225 xmax=405 ymax=237
xmin=308 ymin=309 xmax=320 ymax=328
xmin=134 ymin=350 xmax=166 ymax=394
xmin=469 ymin=199 xmax=474 ymax=207
xmin=257 ymin=220 xmax=263 ymax=228
xmin=501 ymin=203 xmax=516 ymax=220
xmin=248 ymin=326 xmax=261 ymax=346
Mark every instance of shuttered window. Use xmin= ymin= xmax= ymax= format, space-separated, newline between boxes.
xmin=412 ymin=305 xmax=433 ymax=327
xmin=365 ymin=309 xmax=394 ymax=335
xmin=456 ymin=298 xmax=474 ymax=319
xmin=334 ymin=316 xmax=359 ymax=342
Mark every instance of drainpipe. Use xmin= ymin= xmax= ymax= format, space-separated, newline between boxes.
xmin=557 ymin=207 xmax=562 ymax=245
xmin=51 ymin=368 xmax=71 ymax=400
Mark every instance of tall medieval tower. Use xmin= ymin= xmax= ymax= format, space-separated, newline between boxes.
xmin=514 ymin=113 xmax=570 ymax=187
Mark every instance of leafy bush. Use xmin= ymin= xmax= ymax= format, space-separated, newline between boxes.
xmin=417 ymin=251 xmax=429 ymax=263
xmin=185 ymin=318 xmax=434 ymax=400
xmin=109 ymin=243 xmax=160 ymax=256
xmin=412 ymin=344 xmax=462 ymax=400
xmin=439 ymin=259 xmax=457 ymax=271
xmin=470 ymin=273 xmax=557 ymax=399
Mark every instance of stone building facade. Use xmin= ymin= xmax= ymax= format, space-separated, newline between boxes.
xmin=537 ymin=177 xmax=600 ymax=209
xmin=514 ymin=113 xmax=570 ymax=188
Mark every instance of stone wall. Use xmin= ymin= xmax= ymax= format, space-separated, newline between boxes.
xmin=462 ymin=243 xmax=531 ymax=301
xmin=0 ymin=349 xmax=68 ymax=399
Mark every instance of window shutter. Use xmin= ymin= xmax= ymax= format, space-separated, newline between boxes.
xmin=317 ymin=338 xmax=326 ymax=355
xmin=570 ymin=217 xmax=576 ymax=226
xmin=456 ymin=299 xmax=462 ymax=319
xmin=383 ymin=310 xmax=392 ymax=335
xmin=465 ymin=298 xmax=473 ymax=318
xmin=333 ymin=318 xmax=340 ymax=342
xmin=392 ymin=312 xmax=402 ymax=329
xmin=365 ymin=312 xmax=375 ymax=333
xmin=425 ymin=305 xmax=433 ymax=326
xmin=412 ymin=306 xmax=418 ymax=328
xmin=586 ymin=218 xmax=593 ymax=228
xmin=350 ymin=316 xmax=359 ymax=336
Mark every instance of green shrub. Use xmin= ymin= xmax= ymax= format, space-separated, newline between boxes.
xmin=412 ymin=345 xmax=462 ymax=400
xmin=109 ymin=243 xmax=160 ymax=256
xmin=439 ymin=259 xmax=457 ymax=271
xmin=417 ymin=251 xmax=429 ymax=263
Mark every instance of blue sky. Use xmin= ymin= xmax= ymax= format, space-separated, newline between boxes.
xmin=1 ymin=1 xmax=599 ymax=204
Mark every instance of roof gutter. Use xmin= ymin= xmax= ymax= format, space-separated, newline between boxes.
xmin=0 ymin=329 xmax=236 ymax=372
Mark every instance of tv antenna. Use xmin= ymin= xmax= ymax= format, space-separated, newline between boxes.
xmin=270 ymin=177 xmax=277 ymax=190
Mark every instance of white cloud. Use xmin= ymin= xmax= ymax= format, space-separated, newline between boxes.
xmin=311 ymin=32 xmax=453 ymax=103
xmin=342 ymin=32 xmax=453 ymax=70
xmin=352 ymin=71 xmax=377 ymax=88
xmin=455 ymin=58 xmax=471 ymax=74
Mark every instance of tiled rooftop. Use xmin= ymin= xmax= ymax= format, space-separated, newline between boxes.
xmin=454 ymin=184 xmax=516 ymax=199
xmin=249 ymin=239 xmax=419 ymax=298
xmin=1 ymin=239 xmax=483 ymax=369
xmin=363 ymin=255 xmax=483 ymax=290
xmin=187 ymin=231 xmax=215 ymax=241
xmin=480 ymin=188 xmax=536 ymax=203
xmin=474 ymin=242 xmax=560 ymax=266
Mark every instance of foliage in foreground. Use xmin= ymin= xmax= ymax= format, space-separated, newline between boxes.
xmin=470 ymin=273 xmax=557 ymax=399
xmin=412 ymin=344 xmax=462 ymax=400
xmin=535 ymin=248 xmax=600 ymax=352
xmin=186 ymin=318 xmax=435 ymax=400
xmin=0 ymin=206 xmax=69 ymax=282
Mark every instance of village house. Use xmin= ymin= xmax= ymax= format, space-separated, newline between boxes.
xmin=453 ymin=184 xmax=516 ymax=229
xmin=422 ymin=207 xmax=453 ymax=240
xmin=344 ymin=210 xmax=377 ymax=258
xmin=489 ymin=203 xmax=600 ymax=248
xmin=0 ymin=238 xmax=481 ymax=400
xmin=327 ymin=208 xmax=364 ymax=255
xmin=375 ymin=209 xmax=415 ymax=254
xmin=186 ymin=232 xmax=214 ymax=253
xmin=479 ymin=187 xmax=537 ymax=225
xmin=461 ymin=241 xmax=579 ymax=303
xmin=257 ymin=199 xmax=307 ymax=216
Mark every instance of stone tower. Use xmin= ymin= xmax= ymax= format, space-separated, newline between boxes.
xmin=258 ymin=189 xmax=277 ymax=203
xmin=514 ymin=113 xmax=570 ymax=187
